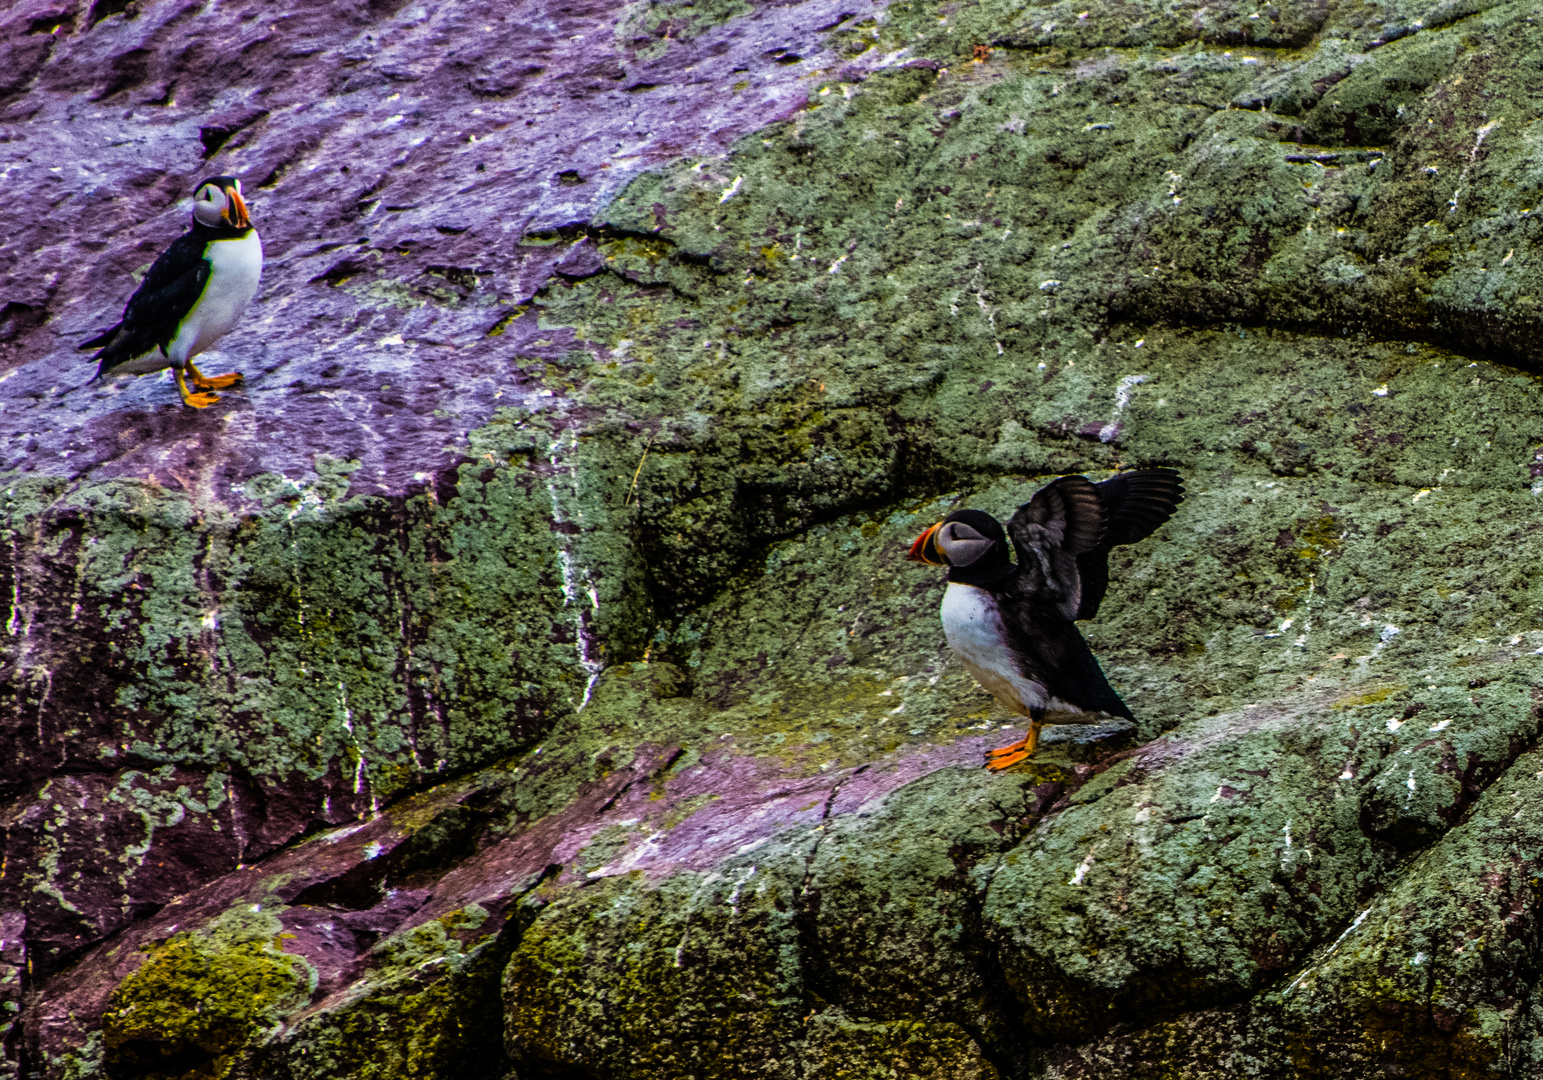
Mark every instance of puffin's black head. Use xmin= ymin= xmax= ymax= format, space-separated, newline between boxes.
xmin=905 ymin=509 xmax=1014 ymax=586
xmin=192 ymin=176 xmax=252 ymax=230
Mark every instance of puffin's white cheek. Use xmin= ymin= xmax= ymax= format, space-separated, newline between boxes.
xmin=939 ymin=535 xmax=995 ymax=566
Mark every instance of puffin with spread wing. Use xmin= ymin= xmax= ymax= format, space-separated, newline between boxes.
xmin=907 ymin=470 xmax=1185 ymax=769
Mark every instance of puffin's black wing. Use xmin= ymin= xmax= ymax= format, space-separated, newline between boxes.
xmin=1006 ymin=474 xmax=1105 ymax=621
xmin=1075 ymin=469 xmax=1185 ymax=620
xmin=996 ymin=595 xmax=1135 ymax=720
xmin=77 ymin=325 xmax=117 ymax=351
xmin=78 ymin=234 xmax=206 ymax=349
xmin=81 ymin=232 xmax=209 ymax=375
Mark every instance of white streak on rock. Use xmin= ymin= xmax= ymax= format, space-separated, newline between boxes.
xmin=1069 ymin=843 xmax=1100 ymax=886
xmin=545 ymin=429 xmax=605 ymax=708
xmin=1283 ymin=907 xmax=1372 ymax=995
xmin=1098 ymin=373 xmax=1147 ymax=442
xmin=727 ymin=865 xmax=757 ymax=915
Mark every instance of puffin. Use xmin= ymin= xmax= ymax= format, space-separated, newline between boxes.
xmin=907 ymin=469 xmax=1185 ymax=769
xmin=79 ymin=176 xmax=262 ymax=408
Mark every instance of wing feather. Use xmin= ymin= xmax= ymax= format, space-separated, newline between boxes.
xmin=1096 ymin=468 xmax=1186 ymax=547
xmin=86 ymin=233 xmax=210 ymax=375
xmin=1074 ymin=469 xmax=1186 ymax=620
xmin=1006 ymin=475 xmax=1106 ymax=620
xmin=1009 ymin=475 xmax=1104 ymax=552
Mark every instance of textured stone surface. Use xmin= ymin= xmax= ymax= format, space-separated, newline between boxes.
xmin=0 ymin=0 xmax=892 ymax=1002
xmin=0 ymin=0 xmax=890 ymax=486
xmin=7 ymin=0 xmax=1543 ymax=1074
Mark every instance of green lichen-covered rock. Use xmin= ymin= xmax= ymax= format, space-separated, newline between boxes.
xmin=3 ymin=453 xmax=604 ymax=972
xmin=803 ymin=1009 xmax=1002 ymax=1079
xmin=101 ymin=907 xmax=312 ymax=1080
xmin=983 ymin=676 xmax=1537 ymax=1040
xmin=1273 ymin=745 xmax=1543 ymax=1076
xmin=504 ymin=840 xmax=813 ymax=1079
xmin=801 ymin=767 xmax=1043 ymax=1053
xmin=1039 ymin=748 xmax=1543 ymax=1077
xmin=18 ymin=0 xmax=1543 ymax=1071
xmin=243 ymin=907 xmax=515 ymax=1080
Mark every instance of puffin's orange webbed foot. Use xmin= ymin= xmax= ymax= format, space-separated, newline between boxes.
xmin=984 ymin=721 xmax=1040 ymax=771
xmin=175 ymin=369 xmax=220 ymax=409
xmin=187 ymin=362 xmax=243 ymax=390
xmin=986 ymin=748 xmax=1032 ymax=771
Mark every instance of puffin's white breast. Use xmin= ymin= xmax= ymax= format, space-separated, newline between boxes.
xmin=168 ymin=230 xmax=264 ymax=364
xmin=940 ymin=582 xmax=1049 ymax=717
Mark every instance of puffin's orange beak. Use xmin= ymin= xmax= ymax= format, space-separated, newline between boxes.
xmin=907 ymin=522 xmax=945 ymax=565
xmin=225 ymin=188 xmax=251 ymax=229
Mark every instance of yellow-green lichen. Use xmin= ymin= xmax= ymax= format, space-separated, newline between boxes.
xmin=101 ymin=906 xmax=312 ymax=1080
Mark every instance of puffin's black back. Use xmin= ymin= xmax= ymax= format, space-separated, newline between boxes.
xmin=80 ymin=232 xmax=213 ymax=375
xmin=981 ymin=468 xmax=1183 ymax=720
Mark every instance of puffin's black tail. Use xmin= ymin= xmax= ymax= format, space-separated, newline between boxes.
xmin=78 ymin=324 xmax=120 ymax=352
xmin=1043 ymin=619 xmax=1137 ymax=722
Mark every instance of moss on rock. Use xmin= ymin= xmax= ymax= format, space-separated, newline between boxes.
xmin=803 ymin=1009 xmax=1002 ymax=1079
xmin=505 ymin=840 xmax=812 ymax=1079
xmin=21 ymin=0 xmax=1543 ymax=1073
xmin=246 ymin=910 xmax=515 ymax=1080
xmin=101 ymin=907 xmax=312 ymax=1080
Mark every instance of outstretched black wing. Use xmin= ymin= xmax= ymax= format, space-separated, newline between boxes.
xmin=1075 ymin=468 xmax=1186 ymax=620
xmin=1005 ymin=474 xmax=1106 ymax=622
xmin=990 ymin=472 xmax=1168 ymax=720
xmin=80 ymin=231 xmax=209 ymax=376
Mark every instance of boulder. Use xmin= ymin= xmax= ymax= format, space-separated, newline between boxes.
xmin=5 ymin=0 xmax=1543 ymax=1075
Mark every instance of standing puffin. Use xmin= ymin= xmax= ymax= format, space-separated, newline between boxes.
xmin=79 ymin=176 xmax=262 ymax=408
xmin=907 ymin=470 xmax=1185 ymax=769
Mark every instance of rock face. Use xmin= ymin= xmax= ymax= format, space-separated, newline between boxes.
xmin=5 ymin=0 xmax=1543 ymax=1074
